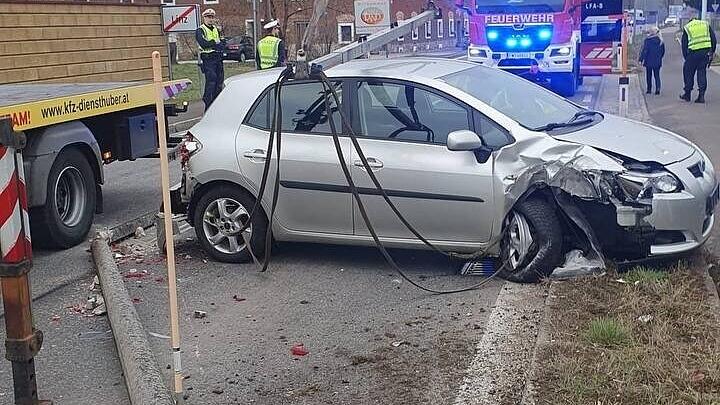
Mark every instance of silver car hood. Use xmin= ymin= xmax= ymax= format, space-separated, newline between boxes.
xmin=555 ymin=114 xmax=695 ymax=165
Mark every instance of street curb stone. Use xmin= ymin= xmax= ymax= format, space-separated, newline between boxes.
xmin=98 ymin=211 xmax=158 ymax=245
xmin=91 ymin=235 xmax=174 ymax=405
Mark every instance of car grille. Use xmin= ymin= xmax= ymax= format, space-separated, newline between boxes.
xmin=688 ymin=162 xmax=704 ymax=178
xmin=486 ymin=24 xmax=553 ymax=52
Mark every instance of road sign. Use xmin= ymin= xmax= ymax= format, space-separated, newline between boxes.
xmin=712 ymin=2 xmax=719 ymax=12
xmin=162 ymin=5 xmax=200 ymax=33
xmin=355 ymin=0 xmax=391 ymax=35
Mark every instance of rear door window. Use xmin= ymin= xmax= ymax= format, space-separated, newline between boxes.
xmin=245 ymin=81 xmax=342 ymax=134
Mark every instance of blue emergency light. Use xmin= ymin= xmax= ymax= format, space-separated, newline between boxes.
xmin=538 ymin=29 xmax=552 ymax=40
xmin=506 ymin=38 xmax=518 ymax=48
xmin=520 ymin=38 xmax=532 ymax=47
xmin=487 ymin=30 xmax=499 ymax=40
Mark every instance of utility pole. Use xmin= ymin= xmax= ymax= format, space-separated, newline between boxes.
xmin=253 ymin=0 xmax=259 ymax=48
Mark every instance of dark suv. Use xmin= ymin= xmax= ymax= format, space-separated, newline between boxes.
xmin=223 ymin=36 xmax=254 ymax=62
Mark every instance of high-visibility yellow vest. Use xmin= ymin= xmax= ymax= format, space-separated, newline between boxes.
xmin=257 ymin=36 xmax=281 ymax=69
xmin=684 ymin=19 xmax=712 ymax=51
xmin=199 ymin=24 xmax=220 ymax=54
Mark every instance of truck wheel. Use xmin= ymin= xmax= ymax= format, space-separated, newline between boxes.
xmin=553 ymin=72 xmax=577 ymax=97
xmin=193 ymin=185 xmax=267 ymax=263
xmin=499 ymin=198 xmax=563 ymax=283
xmin=31 ymin=148 xmax=96 ymax=248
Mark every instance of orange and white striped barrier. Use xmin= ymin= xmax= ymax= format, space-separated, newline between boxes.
xmin=0 ymin=143 xmax=31 ymax=264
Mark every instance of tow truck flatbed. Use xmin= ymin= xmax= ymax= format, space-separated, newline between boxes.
xmin=0 ymin=79 xmax=190 ymax=132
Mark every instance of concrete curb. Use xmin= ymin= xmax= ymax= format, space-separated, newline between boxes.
xmin=98 ymin=210 xmax=158 ymax=245
xmin=91 ymin=236 xmax=175 ymax=405
xmin=596 ymin=73 xmax=653 ymax=123
xmin=454 ymin=282 xmax=547 ymax=405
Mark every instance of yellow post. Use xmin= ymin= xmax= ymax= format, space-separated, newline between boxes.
xmin=151 ymin=51 xmax=184 ymax=401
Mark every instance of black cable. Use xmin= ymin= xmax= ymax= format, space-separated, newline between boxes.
xmin=317 ymin=76 xmax=510 ymax=294
xmin=318 ymin=71 xmax=503 ymax=261
xmin=231 ymin=67 xmax=519 ymax=294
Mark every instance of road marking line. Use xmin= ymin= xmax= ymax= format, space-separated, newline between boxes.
xmin=454 ymin=282 xmax=547 ymax=405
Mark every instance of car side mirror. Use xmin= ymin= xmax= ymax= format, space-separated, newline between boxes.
xmin=447 ymin=130 xmax=483 ymax=151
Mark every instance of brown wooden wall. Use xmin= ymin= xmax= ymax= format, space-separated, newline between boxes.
xmin=0 ymin=1 xmax=169 ymax=85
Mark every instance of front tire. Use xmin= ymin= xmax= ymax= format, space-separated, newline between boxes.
xmin=31 ymin=148 xmax=97 ymax=249
xmin=499 ymin=198 xmax=563 ymax=283
xmin=193 ymin=185 xmax=267 ymax=263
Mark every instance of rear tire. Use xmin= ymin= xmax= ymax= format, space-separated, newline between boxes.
xmin=499 ymin=198 xmax=563 ymax=283
xmin=31 ymin=148 xmax=96 ymax=249
xmin=193 ymin=185 xmax=267 ymax=263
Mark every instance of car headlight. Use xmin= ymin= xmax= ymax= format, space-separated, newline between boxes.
xmin=550 ymin=46 xmax=571 ymax=57
xmin=469 ymin=47 xmax=487 ymax=57
xmin=617 ymin=171 xmax=681 ymax=200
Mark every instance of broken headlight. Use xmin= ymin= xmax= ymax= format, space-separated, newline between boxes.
xmin=617 ymin=171 xmax=681 ymax=200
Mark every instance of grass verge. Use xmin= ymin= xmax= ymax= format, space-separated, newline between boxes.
xmin=533 ymin=262 xmax=720 ymax=404
xmin=169 ymin=62 xmax=255 ymax=104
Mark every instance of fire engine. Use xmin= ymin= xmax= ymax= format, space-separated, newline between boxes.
xmin=456 ymin=0 xmax=622 ymax=96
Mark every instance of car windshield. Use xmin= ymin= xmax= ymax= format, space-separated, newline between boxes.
xmin=439 ymin=66 xmax=582 ymax=130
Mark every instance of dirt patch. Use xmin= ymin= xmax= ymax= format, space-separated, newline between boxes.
xmin=531 ymin=263 xmax=720 ymax=404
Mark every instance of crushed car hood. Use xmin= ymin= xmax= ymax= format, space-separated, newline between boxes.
xmin=555 ymin=114 xmax=695 ymax=165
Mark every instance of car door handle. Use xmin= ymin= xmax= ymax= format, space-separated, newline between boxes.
xmin=243 ymin=149 xmax=267 ymax=160
xmin=354 ymin=157 xmax=383 ymax=169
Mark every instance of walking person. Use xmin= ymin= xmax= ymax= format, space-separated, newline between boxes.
xmin=679 ymin=15 xmax=717 ymax=103
xmin=639 ymin=26 xmax=665 ymax=95
xmin=196 ymin=8 xmax=226 ymax=110
xmin=256 ymin=20 xmax=286 ymax=70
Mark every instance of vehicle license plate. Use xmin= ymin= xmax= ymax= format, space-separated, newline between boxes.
xmin=507 ymin=52 xmax=532 ymax=58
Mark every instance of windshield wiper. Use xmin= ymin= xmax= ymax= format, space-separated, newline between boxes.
xmin=531 ymin=118 xmax=594 ymax=132
xmin=531 ymin=110 xmax=601 ymax=132
xmin=568 ymin=109 xmax=602 ymax=122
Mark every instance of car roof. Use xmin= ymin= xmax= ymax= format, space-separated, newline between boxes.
xmin=224 ymin=57 xmax=477 ymax=87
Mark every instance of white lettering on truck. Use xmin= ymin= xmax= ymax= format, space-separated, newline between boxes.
xmin=484 ymin=14 xmax=555 ymax=24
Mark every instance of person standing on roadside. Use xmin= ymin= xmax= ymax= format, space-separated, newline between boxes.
xmin=680 ymin=15 xmax=717 ymax=103
xmin=196 ymin=8 xmax=226 ymax=110
xmin=639 ymin=26 xmax=665 ymax=95
xmin=256 ymin=20 xmax=286 ymax=70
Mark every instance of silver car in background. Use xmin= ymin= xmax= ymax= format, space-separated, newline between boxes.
xmin=175 ymin=58 xmax=718 ymax=282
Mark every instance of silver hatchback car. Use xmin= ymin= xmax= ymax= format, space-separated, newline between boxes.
xmin=176 ymin=58 xmax=717 ymax=282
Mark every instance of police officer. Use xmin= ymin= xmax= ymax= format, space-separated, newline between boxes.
xmin=196 ymin=8 xmax=225 ymax=109
xmin=680 ymin=16 xmax=717 ymax=103
xmin=256 ymin=20 xmax=286 ymax=70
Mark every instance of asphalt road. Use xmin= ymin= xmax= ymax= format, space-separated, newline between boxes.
xmin=0 ymin=51 xmax=604 ymax=403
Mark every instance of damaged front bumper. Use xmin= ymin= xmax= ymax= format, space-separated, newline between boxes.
xmin=611 ymin=152 xmax=718 ymax=256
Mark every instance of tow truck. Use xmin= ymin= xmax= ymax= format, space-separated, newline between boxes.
xmin=455 ymin=0 xmax=622 ymax=96
xmin=0 ymin=80 xmax=190 ymax=248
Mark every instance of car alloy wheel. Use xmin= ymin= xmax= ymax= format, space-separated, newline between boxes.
xmin=202 ymin=197 xmax=252 ymax=254
xmin=506 ymin=211 xmax=534 ymax=270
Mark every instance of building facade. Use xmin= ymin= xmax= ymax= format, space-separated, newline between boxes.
xmin=168 ymin=0 xmax=468 ymax=61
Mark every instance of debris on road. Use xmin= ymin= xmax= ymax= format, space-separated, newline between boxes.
xmin=232 ymin=295 xmax=246 ymax=302
xmin=86 ymin=294 xmax=107 ymax=316
xmin=135 ymin=226 xmax=147 ymax=238
xmin=132 ymin=298 xmax=142 ymax=304
xmin=391 ymin=341 xmax=408 ymax=347
xmin=50 ymin=315 xmax=61 ymax=323
xmin=291 ymin=343 xmax=309 ymax=356
xmin=212 ymin=387 xmax=224 ymax=395
xmin=637 ymin=315 xmax=653 ymax=323
xmin=184 ymin=254 xmax=192 ymax=260
xmin=149 ymin=332 xmax=171 ymax=339
xmin=194 ymin=310 xmax=207 ymax=319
